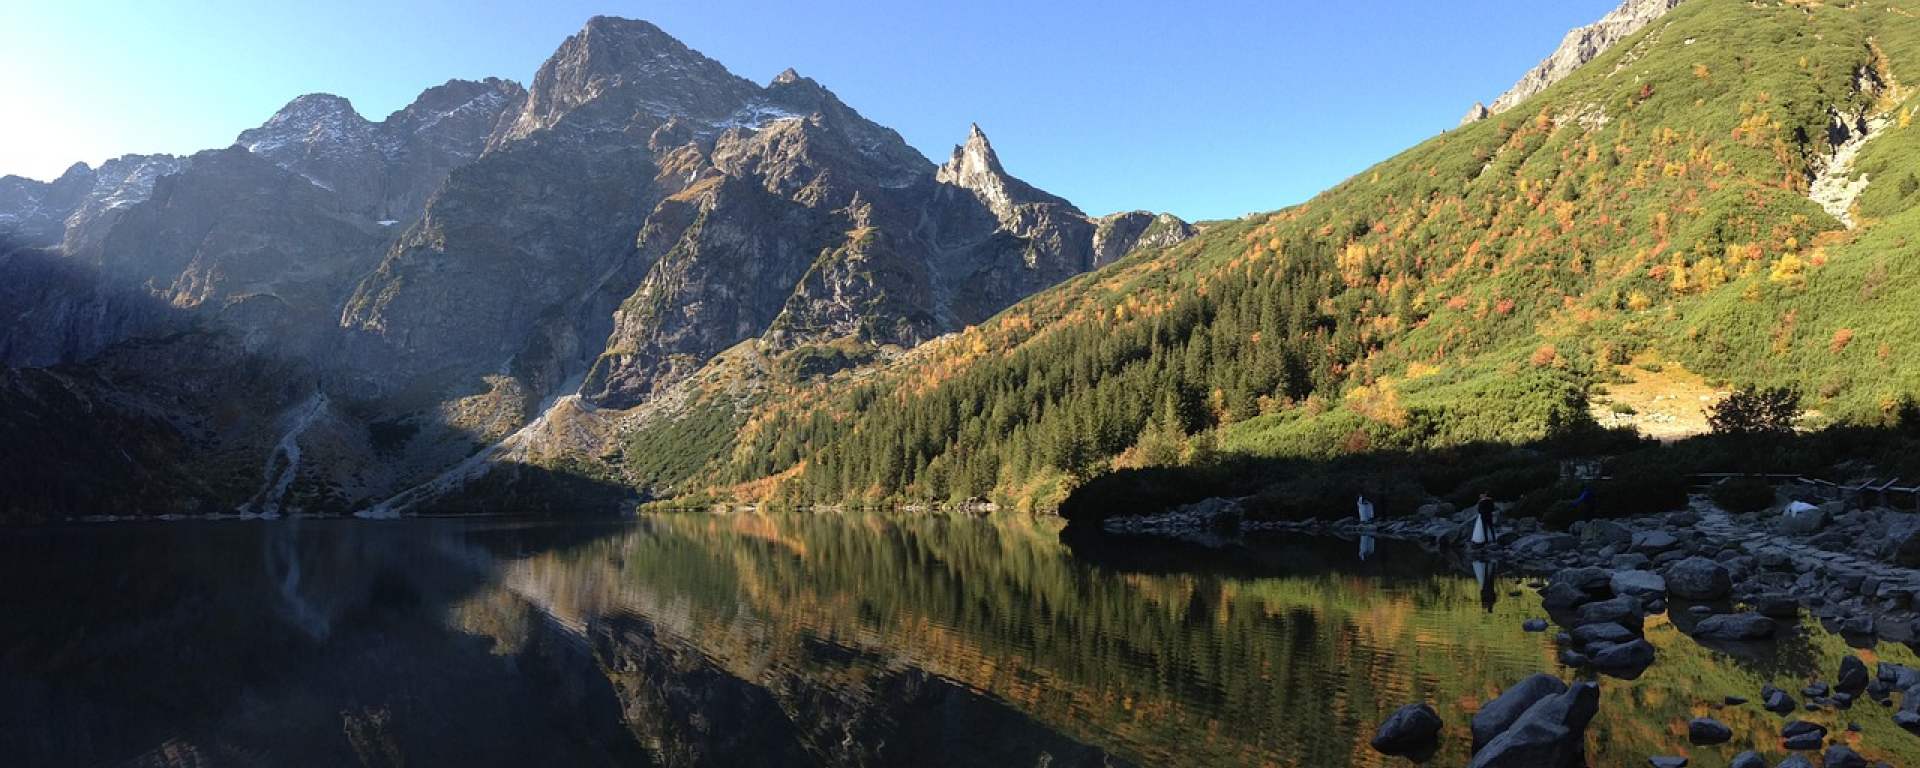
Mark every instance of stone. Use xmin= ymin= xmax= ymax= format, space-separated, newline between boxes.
xmin=1687 ymin=716 xmax=1732 ymax=744
xmin=1577 ymin=596 xmax=1644 ymax=632
xmin=1611 ymin=570 xmax=1668 ymax=598
xmin=1838 ymin=655 xmax=1869 ymax=694
xmin=1883 ymin=662 xmax=1920 ymax=689
xmin=1523 ymin=618 xmax=1549 ymax=632
xmin=1632 ymin=530 xmax=1680 ymax=553
xmin=1572 ymin=622 xmax=1638 ymax=646
xmin=1611 ymin=553 xmax=1652 ymax=570
xmin=1802 ymin=682 xmax=1829 ymax=698
xmin=1780 ymin=719 xmax=1826 ymax=750
xmin=1557 ymin=648 xmax=1589 ymax=667
xmin=1471 ymin=673 xmax=1568 ymax=752
xmin=1822 ymin=744 xmax=1867 ymax=768
xmin=1513 ymin=533 xmax=1577 ymax=556
xmin=1775 ymin=756 xmax=1812 ymax=768
xmin=1582 ymin=520 xmax=1634 ymax=548
xmin=1648 ymin=758 xmax=1687 ymax=768
xmin=1777 ymin=505 xmax=1829 ymax=534
xmin=1588 ymin=639 xmax=1656 ymax=672
xmin=1467 ymin=682 xmax=1599 ymax=768
xmin=1763 ymin=685 xmax=1797 ymax=714
xmin=1749 ymin=593 xmax=1800 ymax=618
xmin=1693 ymin=613 xmax=1776 ymax=640
xmin=1551 ymin=566 xmax=1614 ymax=595
xmin=1728 ymin=751 xmax=1767 ymax=768
xmin=1839 ymin=614 xmax=1875 ymax=635
xmin=1895 ymin=709 xmax=1920 ymax=732
xmin=1664 ymin=557 xmax=1733 ymax=600
xmin=1541 ymin=582 xmax=1592 ymax=611
xmin=1370 ymin=702 xmax=1443 ymax=757
xmin=1725 ymin=695 xmax=1748 ymax=705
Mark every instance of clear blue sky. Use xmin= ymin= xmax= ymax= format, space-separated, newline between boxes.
xmin=2 ymin=0 xmax=1616 ymax=220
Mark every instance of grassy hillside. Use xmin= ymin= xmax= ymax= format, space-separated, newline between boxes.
xmin=616 ymin=0 xmax=1920 ymax=513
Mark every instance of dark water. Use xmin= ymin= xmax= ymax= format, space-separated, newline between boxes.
xmin=3 ymin=514 xmax=1916 ymax=767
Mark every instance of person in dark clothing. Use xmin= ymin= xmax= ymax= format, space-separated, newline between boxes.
xmin=1472 ymin=492 xmax=1497 ymax=545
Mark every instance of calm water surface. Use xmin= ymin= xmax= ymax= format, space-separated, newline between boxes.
xmin=3 ymin=513 xmax=1917 ymax=767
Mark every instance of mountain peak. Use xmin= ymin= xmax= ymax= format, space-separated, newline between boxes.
xmin=945 ymin=123 xmax=1004 ymax=178
xmin=494 ymin=15 xmax=759 ymax=146
xmin=773 ymin=67 xmax=803 ymax=86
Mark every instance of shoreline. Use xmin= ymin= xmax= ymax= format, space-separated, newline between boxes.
xmin=1102 ymin=494 xmax=1920 ymax=645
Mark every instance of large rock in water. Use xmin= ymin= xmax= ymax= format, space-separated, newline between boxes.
xmin=1687 ymin=716 xmax=1732 ymax=744
xmin=1588 ymin=639 xmax=1656 ymax=673
xmin=1693 ymin=613 xmax=1777 ymax=640
xmin=1468 ymin=682 xmax=1600 ymax=768
xmin=1837 ymin=655 xmax=1869 ymax=694
xmin=1822 ymin=744 xmax=1868 ymax=768
xmin=1472 ymin=674 xmax=1569 ymax=751
xmin=1577 ymin=595 xmax=1645 ymax=632
xmin=1369 ymin=702 xmax=1443 ymax=757
xmin=1781 ymin=719 xmax=1826 ymax=750
xmin=1664 ymin=557 xmax=1732 ymax=600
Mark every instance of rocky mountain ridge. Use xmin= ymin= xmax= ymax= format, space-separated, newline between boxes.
xmin=0 ymin=15 xmax=1192 ymax=520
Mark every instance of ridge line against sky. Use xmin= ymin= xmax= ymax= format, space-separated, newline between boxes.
xmin=2 ymin=0 xmax=1618 ymax=220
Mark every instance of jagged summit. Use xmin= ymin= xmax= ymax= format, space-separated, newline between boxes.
xmin=937 ymin=123 xmax=1074 ymax=219
xmin=772 ymin=67 xmax=804 ymax=86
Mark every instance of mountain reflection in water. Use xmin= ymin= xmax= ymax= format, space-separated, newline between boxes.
xmin=3 ymin=513 xmax=1918 ymax=767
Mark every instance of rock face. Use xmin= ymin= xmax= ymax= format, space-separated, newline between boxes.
xmin=1465 ymin=0 xmax=1687 ymax=122
xmin=0 ymin=155 xmax=190 ymax=251
xmin=237 ymin=78 xmax=524 ymax=222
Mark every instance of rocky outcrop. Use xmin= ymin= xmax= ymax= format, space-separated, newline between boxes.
xmin=1465 ymin=0 xmax=1686 ymax=122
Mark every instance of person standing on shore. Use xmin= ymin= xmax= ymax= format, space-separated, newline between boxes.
xmin=1471 ymin=493 xmax=1497 ymax=545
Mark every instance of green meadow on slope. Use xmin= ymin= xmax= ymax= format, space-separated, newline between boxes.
xmin=612 ymin=0 xmax=1920 ymax=514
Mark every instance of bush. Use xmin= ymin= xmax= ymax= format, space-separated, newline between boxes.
xmin=1708 ymin=386 xmax=1801 ymax=436
xmin=1710 ymin=476 xmax=1777 ymax=513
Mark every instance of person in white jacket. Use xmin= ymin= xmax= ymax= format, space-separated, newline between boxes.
xmin=1356 ymin=495 xmax=1375 ymax=524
